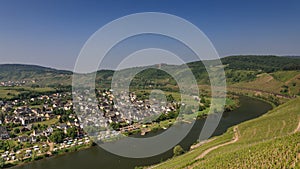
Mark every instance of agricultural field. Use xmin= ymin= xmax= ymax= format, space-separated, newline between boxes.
xmin=0 ymin=86 xmax=56 ymax=99
xmin=0 ymin=88 xmax=20 ymax=99
xmin=196 ymin=133 xmax=300 ymax=169
xmin=150 ymin=97 xmax=300 ymax=169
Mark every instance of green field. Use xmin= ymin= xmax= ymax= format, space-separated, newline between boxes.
xmin=0 ymin=88 xmax=20 ymax=99
xmin=0 ymin=86 xmax=55 ymax=99
xmin=33 ymin=118 xmax=59 ymax=126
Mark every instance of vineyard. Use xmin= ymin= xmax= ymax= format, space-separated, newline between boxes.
xmin=150 ymin=97 xmax=300 ymax=169
xmin=195 ymin=133 xmax=300 ymax=168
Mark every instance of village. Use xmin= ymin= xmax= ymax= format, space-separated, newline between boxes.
xmin=0 ymin=88 xmax=184 ymax=164
xmin=73 ymin=89 xmax=179 ymax=142
xmin=0 ymin=91 xmax=90 ymax=164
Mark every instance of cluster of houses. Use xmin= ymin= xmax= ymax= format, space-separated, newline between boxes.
xmin=0 ymin=135 xmax=91 ymax=162
xmin=0 ymin=103 xmax=56 ymax=126
xmin=13 ymin=107 xmax=54 ymax=125
xmin=0 ymin=90 xmax=94 ymax=163
xmin=1 ymin=144 xmax=48 ymax=161
xmin=16 ymin=125 xmax=55 ymax=143
xmin=0 ymin=80 xmax=28 ymax=87
xmin=0 ymin=92 xmax=73 ymax=125
xmin=0 ymin=92 xmax=78 ymax=141
xmin=53 ymin=136 xmax=90 ymax=152
xmin=73 ymin=89 xmax=176 ymax=141
xmin=100 ymin=90 xmax=176 ymax=124
xmin=0 ymin=126 xmax=9 ymax=140
xmin=1 ymin=150 xmax=18 ymax=161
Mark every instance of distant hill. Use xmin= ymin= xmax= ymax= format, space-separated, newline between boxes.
xmin=0 ymin=64 xmax=72 ymax=74
xmin=0 ymin=55 xmax=300 ymax=89
xmin=0 ymin=64 xmax=72 ymax=87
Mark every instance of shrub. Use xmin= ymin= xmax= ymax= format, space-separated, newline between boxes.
xmin=173 ymin=145 xmax=185 ymax=157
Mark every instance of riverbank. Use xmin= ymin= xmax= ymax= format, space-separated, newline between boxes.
xmin=122 ymin=95 xmax=240 ymax=137
xmin=3 ymin=141 xmax=93 ymax=169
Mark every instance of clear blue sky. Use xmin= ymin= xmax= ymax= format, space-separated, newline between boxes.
xmin=0 ymin=0 xmax=300 ymax=70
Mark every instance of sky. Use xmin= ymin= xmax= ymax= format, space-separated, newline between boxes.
xmin=0 ymin=0 xmax=300 ymax=71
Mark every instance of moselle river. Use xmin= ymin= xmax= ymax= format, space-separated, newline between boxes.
xmin=13 ymin=96 xmax=272 ymax=169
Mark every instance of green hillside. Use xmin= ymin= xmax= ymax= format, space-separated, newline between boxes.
xmin=1 ymin=55 xmax=300 ymax=97
xmin=149 ymin=97 xmax=300 ymax=169
xmin=0 ymin=64 xmax=72 ymax=87
xmin=230 ymin=70 xmax=300 ymax=97
xmin=2 ymin=55 xmax=300 ymax=85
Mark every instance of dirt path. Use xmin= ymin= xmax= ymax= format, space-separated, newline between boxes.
xmin=147 ymin=137 xmax=217 ymax=169
xmin=194 ymin=126 xmax=239 ymax=160
xmin=46 ymin=141 xmax=54 ymax=155
xmin=190 ymin=138 xmax=216 ymax=150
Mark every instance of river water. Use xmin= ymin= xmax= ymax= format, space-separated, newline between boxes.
xmin=13 ymin=96 xmax=272 ymax=169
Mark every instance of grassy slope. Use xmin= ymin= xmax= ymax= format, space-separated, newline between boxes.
xmin=229 ymin=71 xmax=300 ymax=99
xmin=151 ymin=97 xmax=300 ymax=169
xmin=231 ymin=73 xmax=282 ymax=93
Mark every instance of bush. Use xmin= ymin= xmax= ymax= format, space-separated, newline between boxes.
xmin=14 ymin=128 xmax=20 ymax=134
xmin=173 ymin=145 xmax=184 ymax=157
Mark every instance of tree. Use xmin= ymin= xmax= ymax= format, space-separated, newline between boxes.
xmin=14 ymin=128 xmax=20 ymax=134
xmin=167 ymin=94 xmax=175 ymax=102
xmin=67 ymin=127 xmax=77 ymax=139
xmin=0 ymin=141 xmax=9 ymax=151
xmin=49 ymin=131 xmax=65 ymax=143
xmin=173 ymin=145 xmax=184 ymax=157
xmin=109 ymin=122 xmax=120 ymax=130
xmin=59 ymin=114 xmax=68 ymax=123
xmin=167 ymin=111 xmax=178 ymax=119
xmin=32 ymin=124 xmax=38 ymax=130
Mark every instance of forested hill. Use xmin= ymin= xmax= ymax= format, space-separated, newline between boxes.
xmin=219 ymin=55 xmax=300 ymax=72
